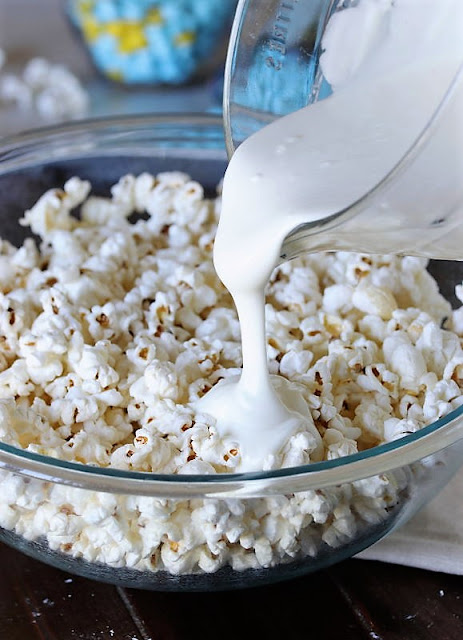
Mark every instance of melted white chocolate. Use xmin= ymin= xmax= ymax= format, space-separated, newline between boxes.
xmin=197 ymin=0 xmax=463 ymax=471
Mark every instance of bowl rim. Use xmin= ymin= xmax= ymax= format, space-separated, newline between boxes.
xmin=0 ymin=112 xmax=227 ymax=175
xmin=1 ymin=406 xmax=463 ymax=498
xmin=0 ymin=112 xmax=225 ymax=147
xmin=0 ymin=112 xmax=462 ymax=498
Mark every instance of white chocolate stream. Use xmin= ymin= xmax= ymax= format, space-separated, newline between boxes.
xmin=198 ymin=0 xmax=463 ymax=471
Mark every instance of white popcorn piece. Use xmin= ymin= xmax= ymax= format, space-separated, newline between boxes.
xmin=130 ymin=360 xmax=179 ymax=403
xmin=415 ymin=322 xmax=461 ymax=377
xmin=383 ymin=332 xmax=427 ymax=388
xmin=352 ymin=283 xmax=398 ymax=320
xmin=323 ymin=284 xmax=354 ymax=315
xmin=20 ymin=178 xmax=90 ymax=238
xmin=0 ymin=361 xmax=35 ymax=398
xmin=279 ymin=350 xmax=313 ymax=378
xmin=354 ymin=402 xmax=392 ymax=442
xmin=384 ymin=417 xmax=420 ymax=442
xmin=0 ymin=73 xmax=33 ymax=108
xmin=22 ymin=57 xmax=51 ymax=89
xmin=0 ymin=56 xmax=88 ymax=121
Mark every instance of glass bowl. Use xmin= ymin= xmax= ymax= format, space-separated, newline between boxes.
xmin=1 ymin=114 xmax=463 ymax=591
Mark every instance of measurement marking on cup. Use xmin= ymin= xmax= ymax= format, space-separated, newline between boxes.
xmin=265 ymin=0 xmax=298 ymax=70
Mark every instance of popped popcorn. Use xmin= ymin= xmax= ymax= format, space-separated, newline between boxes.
xmin=0 ymin=172 xmax=461 ymax=577
xmin=0 ymin=55 xmax=88 ymax=122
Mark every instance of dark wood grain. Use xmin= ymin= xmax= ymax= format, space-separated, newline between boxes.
xmin=0 ymin=542 xmax=142 ymax=640
xmin=120 ymin=567 xmax=364 ymax=640
xmin=330 ymin=560 xmax=463 ymax=640
xmin=1 ymin=541 xmax=462 ymax=640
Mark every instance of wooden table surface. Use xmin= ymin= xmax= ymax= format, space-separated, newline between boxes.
xmin=1 ymin=541 xmax=462 ymax=640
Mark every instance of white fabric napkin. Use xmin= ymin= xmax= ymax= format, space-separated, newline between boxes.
xmin=356 ymin=467 xmax=463 ymax=574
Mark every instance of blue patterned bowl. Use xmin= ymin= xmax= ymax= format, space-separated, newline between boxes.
xmin=66 ymin=0 xmax=237 ymax=85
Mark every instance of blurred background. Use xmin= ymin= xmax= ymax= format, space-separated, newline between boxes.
xmin=0 ymin=0 xmax=235 ymax=137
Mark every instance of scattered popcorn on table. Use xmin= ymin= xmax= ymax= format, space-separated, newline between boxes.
xmin=0 ymin=56 xmax=88 ymax=121
xmin=0 ymin=172 xmax=462 ymax=575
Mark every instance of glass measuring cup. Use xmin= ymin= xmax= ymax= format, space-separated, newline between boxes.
xmin=222 ymin=0 xmax=463 ymax=261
